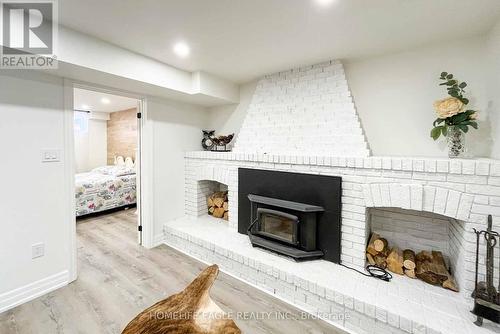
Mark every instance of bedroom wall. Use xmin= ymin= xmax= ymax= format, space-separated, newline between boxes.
xmin=74 ymin=111 xmax=109 ymax=173
xmin=0 ymin=71 xmax=71 ymax=312
xmin=107 ymin=108 xmax=138 ymax=164
xmin=146 ymin=97 xmax=209 ymax=243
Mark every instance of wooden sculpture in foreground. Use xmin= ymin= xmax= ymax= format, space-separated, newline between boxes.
xmin=122 ymin=265 xmax=241 ymax=334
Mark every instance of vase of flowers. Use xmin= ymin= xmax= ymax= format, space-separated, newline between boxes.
xmin=431 ymin=72 xmax=478 ymax=158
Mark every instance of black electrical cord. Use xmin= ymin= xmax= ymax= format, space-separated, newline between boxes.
xmin=247 ymin=210 xmax=392 ymax=282
xmin=341 ymin=264 xmax=393 ymax=282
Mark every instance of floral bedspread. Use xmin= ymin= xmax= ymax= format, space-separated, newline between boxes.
xmin=75 ymin=171 xmax=136 ymax=216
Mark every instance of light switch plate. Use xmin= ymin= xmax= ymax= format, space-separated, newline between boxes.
xmin=32 ymin=243 xmax=44 ymax=259
xmin=41 ymin=149 xmax=60 ymax=162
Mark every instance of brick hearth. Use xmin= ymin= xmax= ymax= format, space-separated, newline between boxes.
xmin=172 ymin=151 xmax=500 ymax=333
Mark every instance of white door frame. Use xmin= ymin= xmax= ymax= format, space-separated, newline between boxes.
xmin=63 ymin=79 xmax=154 ymax=283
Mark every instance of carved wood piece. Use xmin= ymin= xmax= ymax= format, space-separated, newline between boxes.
xmin=122 ymin=265 xmax=241 ymax=334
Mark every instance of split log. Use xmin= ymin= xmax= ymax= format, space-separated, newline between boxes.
xmin=442 ymin=276 xmax=459 ymax=292
xmin=223 ymin=212 xmax=229 ymax=221
xmin=367 ymin=233 xmax=381 ymax=256
xmin=403 ymin=249 xmax=416 ymax=270
xmin=415 ymin=251 xmax=449 ymax=286
xmin=374 ymin=238 xmax=388 ymax=253
xmin=213 ymin=197 xmax=224 ymax=208
xmin=386 ymin=248 xmax=404 ymax=275
xmin=404 ymin=269 xmax=416 ymax=279
xmin=213 ymin=207 xmax=225 ymax=218
xmin=207 ymin=191 xmax=229 ymax=219
xmin=366 ymin=253 xmax=376 ymax=265
xmin=374 ymin=254 xmax=387 ymax=269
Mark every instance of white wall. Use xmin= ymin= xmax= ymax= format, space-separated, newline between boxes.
xmin=0 ymin=72 xmax=70 ymax=311
xmin=0 ymin=71 xmax=209 ymax=312
xmin=487 ymin=20 xmax=500 ymax=159
xmin=207 ymin=81 xmax=258 ymax=135
xmin=74 ymin=112 xmax=108 ymax=173
xmin=88 ymin=116 xmax=108 ymax=169
xmin=344 ymin=37 xmax=490 ymax=157
xmin=147 ymin=98 xmax=208 ymax=243
xmin=209 ymin=37 xmax=493 ymax=158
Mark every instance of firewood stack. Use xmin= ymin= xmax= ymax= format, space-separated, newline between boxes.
xmin=207 ymin=191 xmax=229 ymax=221
xmin=365 ymin=232 xmax=458 ymax=292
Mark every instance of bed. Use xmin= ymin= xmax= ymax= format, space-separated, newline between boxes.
xmin=75 ymin=164 xmax=137 ymax=217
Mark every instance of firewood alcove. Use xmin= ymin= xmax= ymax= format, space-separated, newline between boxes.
xmin=207 ymin=190 xmax=229 ymax=220
xmin=366 ymin=208 xmax=460 ymax=292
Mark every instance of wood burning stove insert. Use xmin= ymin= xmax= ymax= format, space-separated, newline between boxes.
xmin=238 ymin=168 xmax=342 ymax=263
xmin=247 ymin=194 xmax=325 ymax=260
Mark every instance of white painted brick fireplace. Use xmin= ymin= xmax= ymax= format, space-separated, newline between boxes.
xmin=164 ymin=60 xmax=500 ymax=334
xmin=233 ymin=60 xmax=369 ymax=157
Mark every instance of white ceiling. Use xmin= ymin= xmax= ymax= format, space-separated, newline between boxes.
xmin=73 ymin=88 xmax=138 ymax=113
xmin=60 ymin=0 xmax=500 ymax=83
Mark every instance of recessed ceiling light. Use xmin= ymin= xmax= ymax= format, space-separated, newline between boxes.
xmin=101 ymin=97 xmax=110 ymax=104
xmin=81 ymin=104 xmax=90 ymax=110
xmin=173 ymin=42 xmax=190 ymax=58
xmin=315 ymin=0 xmax=337 ymax=6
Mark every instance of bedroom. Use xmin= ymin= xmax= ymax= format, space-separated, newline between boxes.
xmin=73 ymin=87 xmax=141 ymax=241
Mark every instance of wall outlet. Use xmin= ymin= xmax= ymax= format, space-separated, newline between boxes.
xmin=32 ymin=243 xmax=45 ymax=259
xmin=41 ymin=149 xmax=60 ymax=163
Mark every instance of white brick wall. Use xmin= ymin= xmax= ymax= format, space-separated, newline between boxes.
xmin=184 ymin=152 xmax=500 ymax=300
xmin=232 ymin=60 xmax=370 ymax=157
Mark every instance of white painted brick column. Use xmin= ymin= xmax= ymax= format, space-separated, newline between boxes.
xmin=232 ymin=60 xmax=370 ymax=157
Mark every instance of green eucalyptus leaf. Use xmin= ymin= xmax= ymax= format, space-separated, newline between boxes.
xmin=431 ymin=127 xmax=442 ymax=140
xmin=446 ymin=74 xmax=453 ymax=79
xmin=441 ymin=72 xmax=447 ymax=78
xmin=451 ymin=112 xmax=469 ymax=124
xmin=467 ymin=121 xmax=478 ymax=129
xmin=459 ymin=82 xmax=467 ymax=88
xmin=458 ymin=124 xmax=469 ymax=133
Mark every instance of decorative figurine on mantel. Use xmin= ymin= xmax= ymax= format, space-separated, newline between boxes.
xmin=201 ymin=130 xmax=234 ymax=152
xmin=430 ymin=71 xmax=479 ymax=158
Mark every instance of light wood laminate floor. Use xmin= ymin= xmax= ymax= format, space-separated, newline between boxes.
xmin=0 ymin=209 xmax=345 ymax=334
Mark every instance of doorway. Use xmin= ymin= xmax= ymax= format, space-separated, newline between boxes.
xmin=65 ymin=82 xmax=149 ymax=282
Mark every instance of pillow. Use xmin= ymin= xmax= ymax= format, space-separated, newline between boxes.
xmin=92 ymin=165 xmax=135 ymax=176
xmin=115 ymin=156 xmax=125 ymax=166
xmin=125 ymin=156 xmax=135 ymax=168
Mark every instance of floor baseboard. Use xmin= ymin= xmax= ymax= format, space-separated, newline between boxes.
xmin=153 ymin=233 xmax=165 ymax=247
xmin=0 ymin=271 xmax=69 ymax=314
